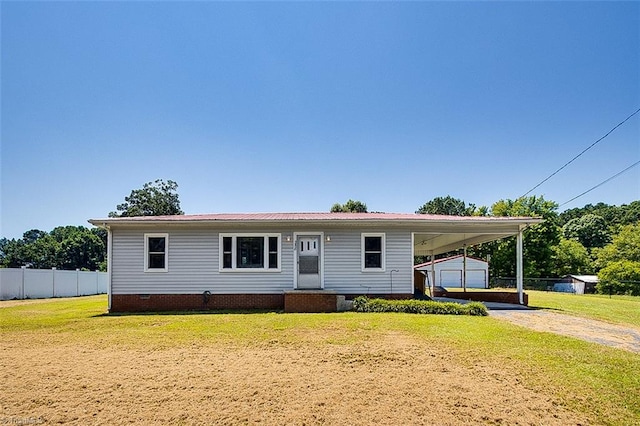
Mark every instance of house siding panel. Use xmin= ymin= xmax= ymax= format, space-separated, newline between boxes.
xmin=111 ymin=228 xmax=295 ymax=295
xmin=323 ymin=230 xmax=413 ymax=294
xmin=110 ymin=227 xmax=413 ymax=296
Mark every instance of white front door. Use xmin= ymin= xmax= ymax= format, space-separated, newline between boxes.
xmin=296 ymin=235 xmax=321 ymax=289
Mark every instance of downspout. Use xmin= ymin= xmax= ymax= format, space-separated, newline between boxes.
xmin=105 ymin=224 xmax=113 ymax=312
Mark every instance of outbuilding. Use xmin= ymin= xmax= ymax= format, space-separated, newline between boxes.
xmin=553 ymin=275 xmax=599 ymax=294
xmin=414 ymin=254 xmax=489 ymax=290
xmin=89 ymin=212 xmax=540 ymax=312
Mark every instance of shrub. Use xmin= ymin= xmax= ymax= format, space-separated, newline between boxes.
xmin=352 ymin=296 xmax=487 ymax=316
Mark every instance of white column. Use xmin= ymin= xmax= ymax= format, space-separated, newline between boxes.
xmin=462 ymin=245 xmax=467 ymax=292
xmin=516 ymin=228 xmax=524 ymax=305
xmin=430 ymin=251 xmax=436 ymax=295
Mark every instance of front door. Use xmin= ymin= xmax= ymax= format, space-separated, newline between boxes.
xmin=296 ymin=235 xmax=321 ymax=289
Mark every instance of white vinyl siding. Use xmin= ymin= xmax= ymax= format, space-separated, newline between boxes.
xmin=111 ymin=228 xmax=293 ymax=295
xmin=324 ymin=230 xmax=412 ymax=294
xmin=110 ymin=227 xmax=413 ymax=296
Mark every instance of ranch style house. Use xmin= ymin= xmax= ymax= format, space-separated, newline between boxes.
xmin=88 ymin=212 xmax=542 ymax=313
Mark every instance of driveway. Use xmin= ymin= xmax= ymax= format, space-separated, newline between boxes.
xmin=490 ymin=309 xmax=640 ymax=354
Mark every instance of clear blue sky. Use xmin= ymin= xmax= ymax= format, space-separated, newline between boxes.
xmin=2 ymin=1 xmax=639 ymax=239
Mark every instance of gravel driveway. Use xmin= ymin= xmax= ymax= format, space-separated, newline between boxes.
xmin=490 ymin=309 xmax=640 ymax=353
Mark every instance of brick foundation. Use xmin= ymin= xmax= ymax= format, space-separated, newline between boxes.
xmin=284 ymin=291 xmax=337 ymax=313
xmin=110 ymin=292 xmax=417 ymax=313
xmin=110 ymin=294 xmax=284 ymax=312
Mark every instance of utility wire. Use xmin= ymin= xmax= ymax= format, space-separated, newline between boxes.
xmin=521 ymin=107 xmax=640 ymax=198
xmin=559 ymin=160 xmax=640 ymax=207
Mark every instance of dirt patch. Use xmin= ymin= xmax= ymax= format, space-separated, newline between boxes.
xmin=1 ymin=331 xmax=589 ymax=425
xmin=490 ymin=310 xmax=640 ymax=353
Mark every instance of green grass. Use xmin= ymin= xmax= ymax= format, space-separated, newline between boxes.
xmin=444 ymin=287 xmax=640 ymax=329
xmin=2 ymin=295 xmax=639 ymax=425
xmin=526 ymin=290 xmax=640 ymax=329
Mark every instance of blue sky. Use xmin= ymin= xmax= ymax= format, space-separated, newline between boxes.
xmin=2 ymin=1 xmax=639 ymax=239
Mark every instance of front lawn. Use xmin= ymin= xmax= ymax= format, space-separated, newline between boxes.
xmin=1 ymin=295 xmax=638 ymax=425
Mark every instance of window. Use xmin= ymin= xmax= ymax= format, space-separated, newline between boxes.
xmin=144 ymin=233 xmax=168 ymax=272
xmin=362 ymin=233 xmax=385 ymax=271
xmin=220 ymin=234 xmax=281 ymax=271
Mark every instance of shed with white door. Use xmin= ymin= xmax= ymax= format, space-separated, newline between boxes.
xmin=414 ymin=254 xmax=489 ymax=289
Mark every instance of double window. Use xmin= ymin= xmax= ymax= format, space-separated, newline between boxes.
xmin=144 ymin=233 xmax=168 ymax=272
xmin=220 ymin=234 xmax=280 ymax=271
xmin=362 ymin=233 xmax=385 ymax=271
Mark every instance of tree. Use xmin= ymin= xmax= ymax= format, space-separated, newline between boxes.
xmin=55 ymin=227 xmax=106 ymax=271
xmin=596 ymin=223 xmax=640 ymax=266
xmin=597 ymin=260 xmax=640 ymax=296
xmin=488 ymin=196 xmax=560 ymax=279
xmin=562 ymin=214 xmax=610 ymax=249
xmin=416 ymin=196 xmax=476 ymax=216
xmin=109 ymin=179 xmax=183 ymax=217
xmin=0 ymin=226 xmax=106 ymax=271
xmin=559 ymin=201 xmax=640 ymax=231
xmin=551 ymin=238 xmax=593 ymax=276
xmin=330 ymin=199 xmax=368 ymax=213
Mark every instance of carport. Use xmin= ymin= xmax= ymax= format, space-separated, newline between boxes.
xmin=412 ymin=216 xmax=542 ymax=304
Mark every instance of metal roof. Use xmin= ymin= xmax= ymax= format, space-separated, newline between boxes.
xmin=89 ymin=212 xmax=539 ymax=224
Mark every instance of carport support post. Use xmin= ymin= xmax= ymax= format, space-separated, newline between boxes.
xmin=430 ymin=251 xmax=435 ymax=296
xmin=516 ymin=227 xmax=524 ymax=305
xmin=462 ymin=245 xmax=467 ymax=293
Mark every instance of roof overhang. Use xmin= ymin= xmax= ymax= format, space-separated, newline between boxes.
xmin=88 ymin=212 xmax=542 ymax=256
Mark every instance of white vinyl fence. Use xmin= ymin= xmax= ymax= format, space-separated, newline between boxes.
xmin=0 ymin=268 xmax=108 ymax=300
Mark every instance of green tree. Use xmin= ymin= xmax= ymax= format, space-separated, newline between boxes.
xmin=0 ymin=238 xmax=27 ymax=268
xmin=559 ymin=201 xmax=640 ymax=231
xmin=551 ymin=238 xmax=593 ymax=276
xmin=330 ymin=199 xmax=368 ymax=213
xmin=54 ymin=226 xmax=106 ymax=271
xmin=597 ymin=260 xmax=640 ymax=296
xmin=596 ymin=223 xmax=640 ymax=266
xmin=21 ymin=233 xmax=59 ymax=269
xmin=416 ymin=196 xmax=477 ymax=216
xmin=0 ymin=226 xmax=106 ymax=271
xmin=488 ymin=196 xmax=560 ymax=279
xmin=562 ymin=214 xmax=610 ymax=249
xmin=109 ymin=179 xmax=183 ymax=217
xmin=593 ymin=222 xmax=640 ymax=295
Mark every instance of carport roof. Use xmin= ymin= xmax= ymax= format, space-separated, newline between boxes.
xmin=89 ymin=212 xmax=542 ymax=256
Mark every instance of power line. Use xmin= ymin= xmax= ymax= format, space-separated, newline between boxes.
xmin=521 ymin=107 xmax=640 ymax=198
xmin=559 ymin=160 xmax=640 ymax=208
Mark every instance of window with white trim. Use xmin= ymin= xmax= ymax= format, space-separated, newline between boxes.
xmin=362 ymin=233 xmax=385 ymax=271
xmin=144 ymin=233 xmax=168 ymax=272
xmin=220 ymin=234 xmax=281 ymax=271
